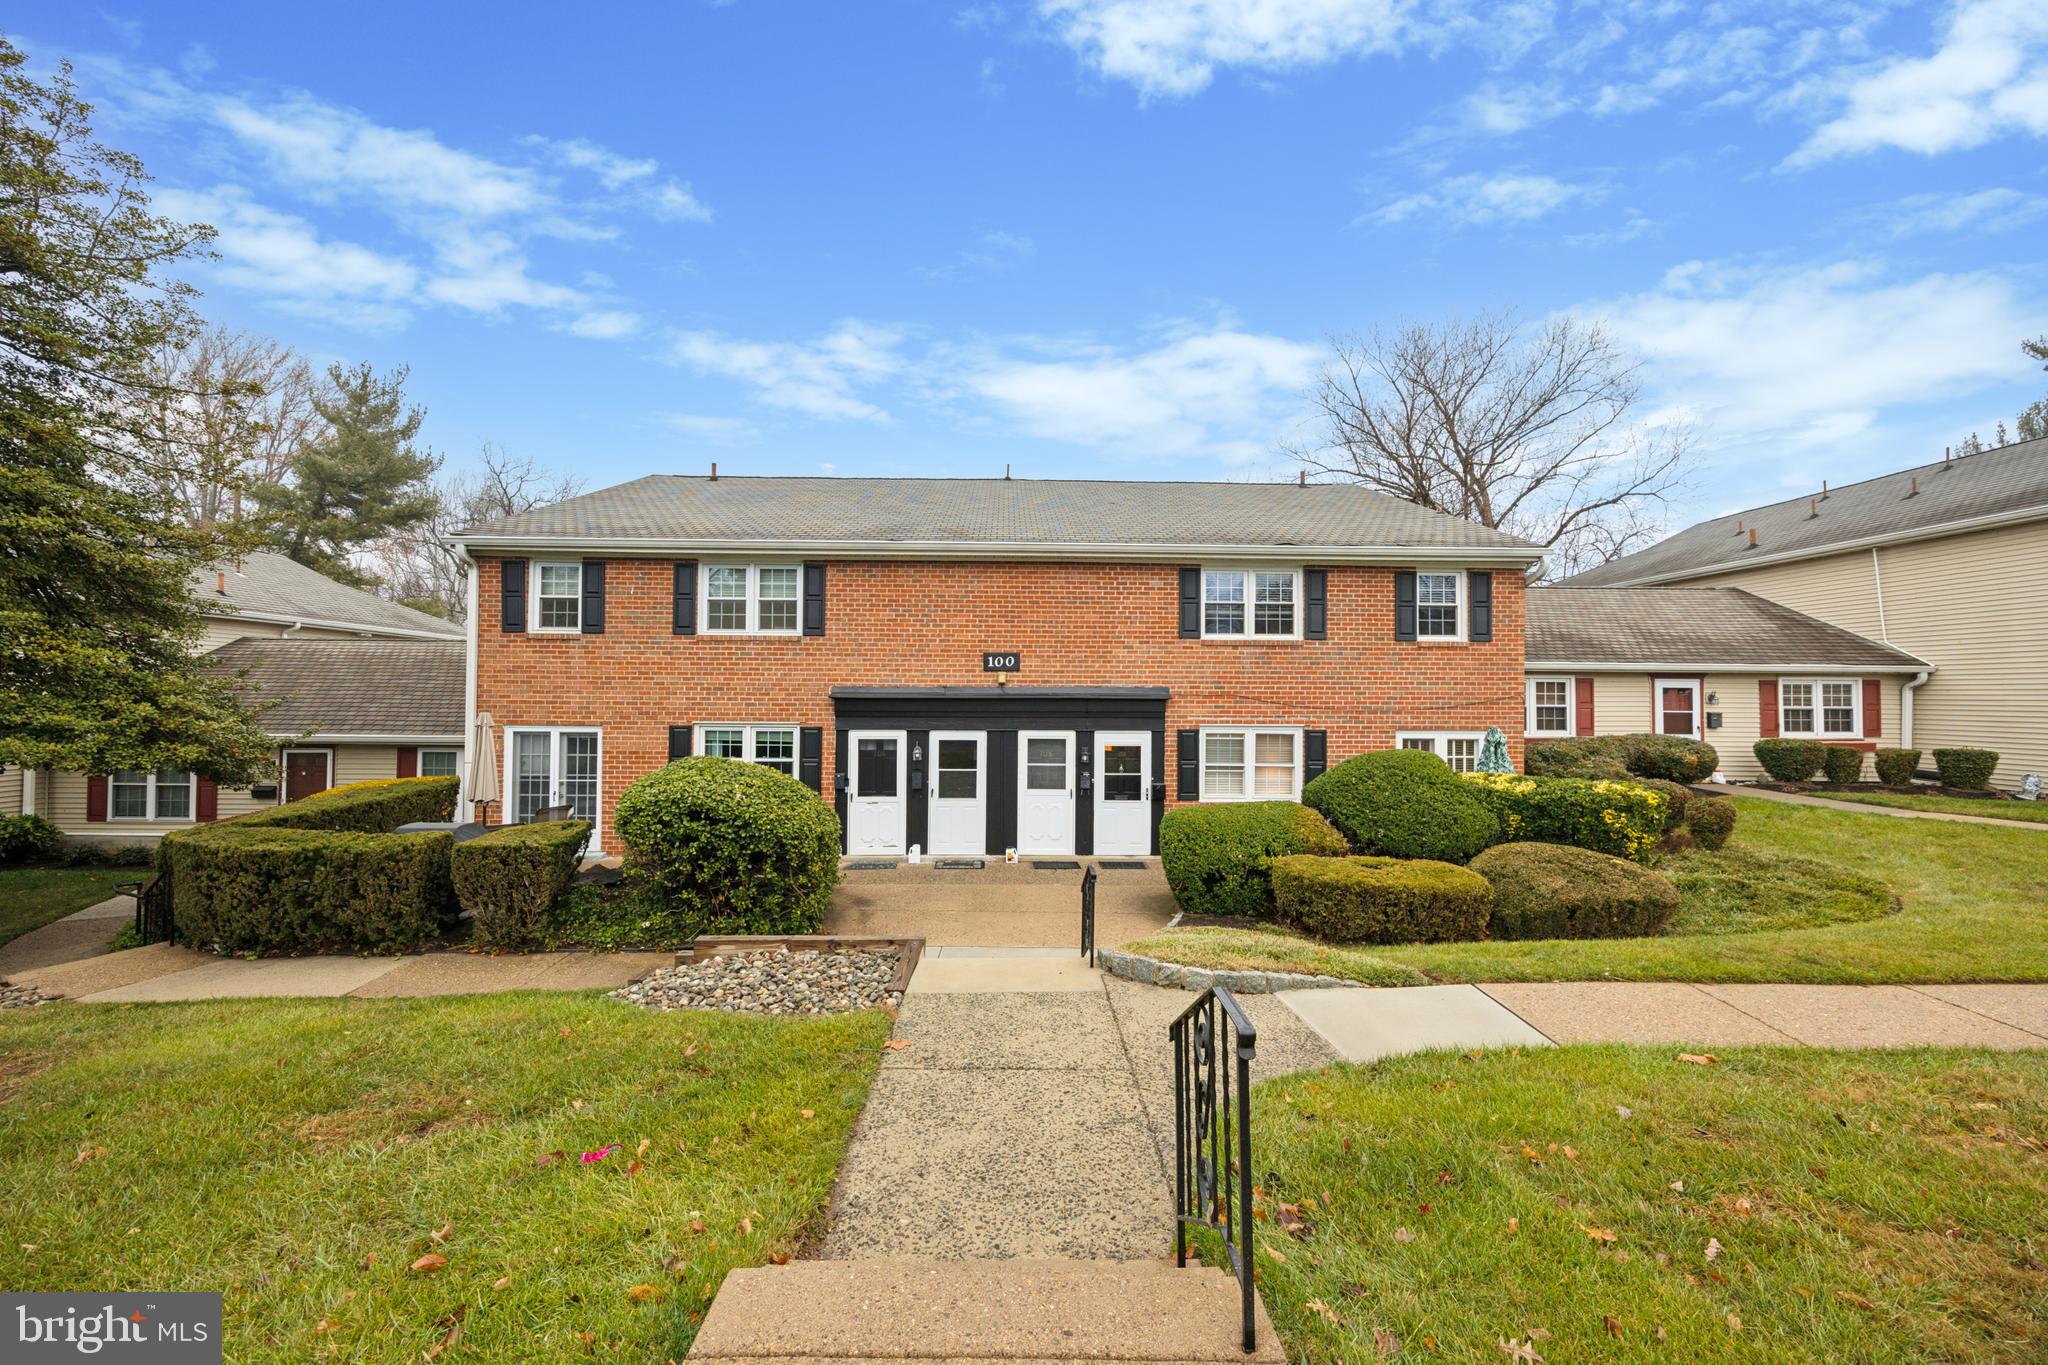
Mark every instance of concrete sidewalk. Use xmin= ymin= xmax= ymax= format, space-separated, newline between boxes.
xmin=1710 ymin=784 xmax=2048 ymax=830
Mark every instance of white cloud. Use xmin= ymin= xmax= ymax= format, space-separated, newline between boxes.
xmin=919 ymin=230 xmax=1037 ymax=281
xmin=1370 ymin=172 xmax=1591 ymax=227
xmin=566 ymin=310 xmax=644 ymax=340
xmin=525 ymin=135 xmax=658 ymax=188
xmin=421 ymin=228 xmax=584 ymax=313
xmin=660 ymin=413 xmax=762 ymax=444
xmin=645 ymin=180 xmax=714 ymax=223
xmin=153 ymin=185 xmax=417 ymax=325
xmin=1882 ymin=186 xmax=2048 ymax=235
xmin=1039 ymin=0 xmax=1419 ymax=98
xmin=666 ymin=323 xmax=907 ymax=422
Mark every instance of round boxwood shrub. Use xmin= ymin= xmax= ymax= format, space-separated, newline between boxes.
xmin=1932 ymin=747 xmax=1999 ymax=790
xmin=1624 ymin=734 xmax=1719 ymax=783
xmin=0 ymin=813 xmax=63 ymax=865
xmin=1687 ymin=796 xmax=1736 ymax=850
xmin=613 ymin=757 xmax=841 ymax=934
xmin=1873 ymin=747 xmax=1921 ymax=786
xmin=1819 ymin=745 xmax=1865 ymax=784
xmin=1269 ymin=853 xmax=1492 ymax=945
xmin=1159 ymin=801 xmax=1346 ymax=918
xmin=1470 ymin=842 xmax=1680 ymax=940
xmin=1754 ymin=738 xmax=1825 ymax=782
xmin=1303 ymin=749 xmax=1498 ymax=863
xmin=1632 ymin=778 xmax=1691 ymax=831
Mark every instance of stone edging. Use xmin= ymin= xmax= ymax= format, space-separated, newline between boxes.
xmin=1094 ymin=948 xmax=1362 ymax=993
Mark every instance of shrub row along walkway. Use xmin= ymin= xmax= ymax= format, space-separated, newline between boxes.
xmin=1701 ymin=783 xmax=2048 ymax=830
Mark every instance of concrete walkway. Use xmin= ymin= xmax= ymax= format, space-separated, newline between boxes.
xmin=1710 ymin=783 xmax=2048 ymax=830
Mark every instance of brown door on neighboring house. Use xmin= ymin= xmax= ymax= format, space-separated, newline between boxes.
xmin=283 ymin=750 xmax=332 ymax=803
xmin=1655 ymin=679 xmax=1700 ymax=739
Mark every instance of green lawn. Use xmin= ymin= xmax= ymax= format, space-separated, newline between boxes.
xmin=0 ymin=865 xmax=130 ymax=948
xmin=1129 ymin=797 xmax=2048 ymax=985
xmin=1243 ymin=1047 xmax=2048 ymax=1362
xmin=0 ymin=994 xmax=890 ymax=1361
xmin=1799 ymin=790 xmax=2048 ymax=825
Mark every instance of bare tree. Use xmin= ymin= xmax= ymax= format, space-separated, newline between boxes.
xmin=1291 ymin=314 xmax=1693 ymax=580
xmin=372 ymin=443 xmax=584 ymax=620
xmin=136 ymin=326 xmax=319 ymax=528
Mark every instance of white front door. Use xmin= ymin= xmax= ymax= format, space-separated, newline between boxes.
xmin=1094 ymin=731 xmax=1151 ymax=856
xmin=847 ymin=730 xmax=906 ymax=855
xmin=1017 ymin=731 xmax=1075 ymax=855
xmin=1655 ymin=678 xmax=1701 ymax=739
xmin=927 ymin=730 xmax=986 ymax=855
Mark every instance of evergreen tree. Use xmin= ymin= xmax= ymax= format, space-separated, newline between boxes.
xmin=2019 ymin=336 xmax=2046 ymax=443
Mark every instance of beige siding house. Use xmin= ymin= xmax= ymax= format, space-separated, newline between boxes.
xmin=1560 ymin=438 xmax=2048 ymax=788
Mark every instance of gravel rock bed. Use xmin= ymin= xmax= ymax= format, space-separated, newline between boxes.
xmin=0 ymin=979 xmax=56 ymax=1010
xmin=611 ymin=947 xmax=902 ymax=1016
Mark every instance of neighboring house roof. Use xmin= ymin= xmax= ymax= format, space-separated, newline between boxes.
xmin=206 ymin=638 xmax=468 ymax=739
xmin=190 ymin=551 xmax=462 ymax=639
xmin=452 ymin=474 xmax=1543 ymax=562
xmin=1525 ymin=588 xmax=1930 ymax=671
xmin=1559 ymin=436 xmax=2048 ymax=587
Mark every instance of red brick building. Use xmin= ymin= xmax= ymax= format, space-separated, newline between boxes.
xmin=454 ymin=475 xmax=1543 ymax=857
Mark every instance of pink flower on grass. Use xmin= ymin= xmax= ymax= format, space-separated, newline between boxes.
xmin=581 ymin=1144 xmax=621 ymax=1164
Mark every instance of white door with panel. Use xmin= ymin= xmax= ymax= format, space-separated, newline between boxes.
xmin=927 ymin=730 xmax=986 ymax=855
xmin=1017 ymin=731 xmax=1075 ymax=855
xmin=1093 ymin=731 xmax=1152 ymax=856
xmin=847 ymin=730 xmax=906 ymax=855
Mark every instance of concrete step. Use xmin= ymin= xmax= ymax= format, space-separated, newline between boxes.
xmin=687 ymin=1257 xmax=1286 ymax=1362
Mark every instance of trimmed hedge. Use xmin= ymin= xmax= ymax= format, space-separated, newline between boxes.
xmin=455 ymin=819 xmax=593 ymax=949
xmin=1821 ymin=745 xmax=1866 ymax=784
xmin=613 ymin=757 xmax=841 ymax=935
xmin=1527 ymin=734 xmax=1719 ymax=782
xmin=1461 ymin=773 xmax=1666 ymax=864
xmin=1687 ymin=797 xmax=1736 ymax=851
xmin=1270 ymin=854 xmax=1492 ymax=945
xmin=1933 ymin=748 xmax=1999 ymax=790
xmin=1470 ymin=842 xmax=1680 ymax=940
xmin=234 ymin=776 xmax=460 ymax=833
xmin=1159 ymin=801 xmax=1346 ymax=918
xmin=1874 ymin=747 xmax=1921 ymax=786
xmin=1632 ymin=778 xmax=1692 ymax=831
xmin=1303 ymin=749 xmax=1498 ymax=863
xmin=1754 ymin=738 xmax=1826 ymax=783
xmin=159 ymin=824 xmax=454 ymax=951
xmin=0 ymin=813 xmax=63 ymax=865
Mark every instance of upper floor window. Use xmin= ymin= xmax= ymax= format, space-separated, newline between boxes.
xmin=1527 ymin=676 xmax=1572 ymax=738
xmin=1203 ymin=569 xmax=1298 ymax=640
xmin=703 ymin=564 xmax=801 ymax=635
xmin=697 ymin=724 xmax=798 ymax=777
xmin=110 ymin=768 xmax=194 ymax=821
xmin=1416 ymin=571 xmax=1462 ymax=639
xmin=1781 ymin=678 xmax=1859 ymax=737
xmin=534 ymin=561 xmax=582 ymax=631
xmin=1200 ymin=726 xmax=1302 ymax=799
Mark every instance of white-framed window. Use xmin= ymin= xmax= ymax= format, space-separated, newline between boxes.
xmin=109 ymin=768 xmax=195 ymax=821
xmin=1199 ymin=726 xmax=1303 ymax=800
xmin=1415 ymin=570 xmax=1464 ymax=640
xmin=417 ymin=749 xmax=460 ymax=778
xmin=506 ymin=727 xmax=603 ymax=851
xmin=1202 ymin=568 xmax=1300 ymax=640
xmin=1526 ymin=676 xmax=1573 ymax=738
xmin=696 ymin=724 xmax=799 ymax=777
xmin=1779 ymin=678 xmax=1861 ymax=738
xmin=1396 ymin=731 xmax=1485 ymax=774
xmin=533 ymin=561 xmax=583 ymax=632
xmin=702 ymin=563 xmax=802 ymax=635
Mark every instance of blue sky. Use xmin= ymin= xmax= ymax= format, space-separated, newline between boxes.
xmin=18 ymin=0 xmax=2048 ymax=523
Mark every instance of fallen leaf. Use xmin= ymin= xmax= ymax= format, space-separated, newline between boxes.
xmin=1373 ymin=1327 xmax=1400 ymax=1356
xmin=1791 ymin=1285 xmax=1812 ymax=1299
xmin=1305 ymin=1298 xmax=1342 ymax=1326
xmin=625 ymin=1160 xmax=645 ymax=1177
xmin=1705 ymin=1237 xmax=1724 ymax=1262
xmin=1732 ymin=1197 xmax=1754 ymax=1216
xmin=1670 ymin=1180 xmax=1685 ymax=1192
xmin=636 ymin=1139 xmax=651 ymax=1157
xmin=70 ymin=1146 xmax=107 ymax=1168
xmin=739 ymin=1217 xmax=753 ymax=1237
xmin=409 ymin=1253 xmax=448 ymax=1274
xmin=1677 ymin=1053 xmax=1716 ymax=1066
xmin=1506 ymin=1217 xmax=1519 ymax=1233
xmin=1527 ymin=1327 xmax=1552 ymax=1341
xmin=627 ymin=1283 xmax=666 ymax=1304
xmin=1656 ymin=1325 xmax=1667 ymax=1341
xmin=424 ymin=1314 xmax=463 ymax=1361
xmin=1579 ymin=1225 xmax=1618 ymax=1243
xmin=689 ymin=1219 xmax=706 ymax=1235
xmin=800 ymin=1109 xmax=814 ymax=1120
xmin=1615 ymin=1106 xmax=1633 ymax=1120
xmin=1603 ymin=1316 xmax=1622 ymax=1338
xmin=1264 ymin=1245 xmax=1287 ymax=1263
xmin=571 ymin=1099 xmax=585 ymax=1111
xmin=1521 ymin=1146 xmax=1543 ymax=1163
xmin=1497 ymin=1336 xmax=1544 ymax=1362
xmin=1436 ymin=1170 xmax=1455 ymax=1185
xmin=1394 ymin=1227 xmax=1415 ymax=1244
xmin=432 ymin=1223 xmax=453 ymax=1243
xmin=883 ymin=1040 xmax=912 ymax=1052
xmin=1561 ymin=1146 xmax=1579 ymax=1161
xmin=492 ymin=1276 xmax=512 ymax=1291
xmin=1838 ymin=1291 xmax=1876 ymax=1312
xmin=1726 ymin=1312 xmax=1742 ymax=1332
xmin=313 ymin=1318 xmax=341 ymax=1335
xmin=537 ymin=1151 xmax=565 ymax=1168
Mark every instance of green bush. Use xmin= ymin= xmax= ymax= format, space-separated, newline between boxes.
xmin=1687 ymin=797 xmax=1737 ymax=851
xmin=614 ymin=757 xmax=841 ymax=934
xmin=1159 ymin=801 xmax=1346 ymax=918
xmin=0 ymin=813 xmax=63 ymax=865
xmin=1821 ymin=745 xmax=1866 ymax=784
xmin=454 ymin=820 xmax=592 ymax=949
xmin=1460 ymin=773 xmax=1666 ymax=864
xmin=233 ymin=776 xmax=459 ymax=832
xmin=159 ymin=824 xmax=454 ymax=951
xmin=1625 ymin=734 xmax=1720 ymax=782
xmin=1470 ymin=842 xmax=1680 ymax=940
xmin=1874 ymin=748 xmax=1922 ymax=786
xmin=1269 ymin=854 xmax=1492 ymax=945
xmin=1303 ymin=749 xmax=1498 ymax=863
xmin=1754 ymin=738 xmax=1826 ymax=782
xmin=1933 ymin=748 xmax=1999 ymax=790
xmin=1632 ymin=778 xmax=1691 ymax=831
xmin=1527 ymin=734 xmax=1718 ymax=782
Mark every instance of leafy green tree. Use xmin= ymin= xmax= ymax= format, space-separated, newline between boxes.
xmin=260 ymin=362 xmax=440 ymax=586
xmin=2018 ymin=335 xmax=2046 ymax=443
xmin=0 ymin=39 xmax=276 ymax=782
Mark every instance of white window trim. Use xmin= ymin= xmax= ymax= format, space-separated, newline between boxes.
xmin=699 ymin=562 xmax=803 ymax=636
xmin=1197 ymin=725 xmax=1305 ymax=801
xmin=107 ymin=768 xmax=198 ymax=822
xmin=695 ymin=723 xmax=800 ymax=775
xmin=1413 ymin=568 xmax=1467 ymax=643
xmin=1199 ymin=566 xmax=1303 ymax=642
xmin=1526 ymin=675 xmax=1574 ymax=739
xmin=1395 ymin=731 xmax=1487 ymax=773
xmin=503 ymin=726 xmax=605 ymax=854
xmin=417 ymin=747 xmax=462 ymax=779
xmin=531 ymin=560 xmax=583 ymax=634
xmin=1778 ymin=676 xmax=1862 ymax=739
xmin=1653 ymin=677 xmax=1703 ymax=741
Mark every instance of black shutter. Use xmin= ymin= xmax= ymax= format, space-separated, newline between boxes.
xmin=1468 ymin=570 xmax=1492 ymax=642
xmin=672 ymin=560 xmax=696 ymax=635
xmin=501 ymin=559 xmax=528 ymax=632
xmin=1394 ymin=570 xmax=1417 ymax=642
xmin=803 ymin=562 xmax=826 ymax=637
xmin=1176 ymin=729 xmax=1200 ymax=800
xmin=1178 ymin=567 xmax=1202 ymax=638
xmin=1304 ymin=729 xmax=1328 ymax=783
xmin=1303 ymin=568 xmax=1328 ymax=640
xmin=667 ymin=725 xmax=692 ymax=760
xmin=581 ymin=559 xmax=606 ymax=634
xmin=799 ymin=726 xmax=823 ymax=792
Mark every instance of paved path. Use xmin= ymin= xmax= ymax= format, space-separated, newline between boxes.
xmin=824 ymin=859 xmax=1175 ymax=949
xmin=1708 ymin=784 xmax=2048 ymax=830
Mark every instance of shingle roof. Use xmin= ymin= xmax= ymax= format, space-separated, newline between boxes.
xmin=452 ymin=475 xmax=1542 ymax=557
xmin=1560 ymin=436 xmax=2048 ymax=586
xmin=190 ymin=552 xmax=462 ymax=638
xmin=205 ymin=638 xmax=467 ymax=737
xmin=1526 ymin=588 xmax=1929 ymax=669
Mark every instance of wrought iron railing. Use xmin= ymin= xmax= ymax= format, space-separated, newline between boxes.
xmin=1079 ymin=864 xmax=1098 ymax=966
xmin=1170 ymin=984 xmax=1258 ymax=1354
xmin=118 ymin=873 xmax=175 ymax=946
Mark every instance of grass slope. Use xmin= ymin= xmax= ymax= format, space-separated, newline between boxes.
xmin=0 ymin=866 xmax=129 ymax=948
xmin=0 ymin=994 xmax=890 ymax=1361
xmin=1246 ymin=1047 xmax=2048 ymax=1362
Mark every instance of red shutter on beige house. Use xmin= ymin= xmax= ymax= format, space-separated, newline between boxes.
xmin=1863 ymin=679 xmax=1881 ymax=739
xmin=86 ymin=775 xmax=108 ymax=822
xmin=1759 ymin=680 xmax=1779 ymax=738
xmin=1574 ymin=677 xmax=1595 ymax=736
xmin=396 ymin=746 xmax=418 ymax=778
xmin=196 ymin=777 xmax=219 ymax=823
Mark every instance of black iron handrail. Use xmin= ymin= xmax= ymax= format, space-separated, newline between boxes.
xmin=1079 ymin=864 xmax=1098 ymax=966
xmin=118 ymin=872 xmax=175 ymax=946
xmin=1170 ymin=984 xmax=1258 ymax=1354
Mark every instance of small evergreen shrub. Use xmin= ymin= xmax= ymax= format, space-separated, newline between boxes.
xmin=1625 ymin=734 xmax=1720 ymax=782
xmin=0 ymin=814 xmax=63 ymax=865
xmin=1461 ymin=773 xmax=1666 ymax=864
xmin=454 ymin=820 xmax=592 ymax=949
xmin=1527 ymin=734 xmax=1718 ymax=782
xmin=1754 ymin=739 xmax=1826 ymax=783
xmin=1933 ymin=748 xmax=1999 ymax=790
xmin=1873 ymin=748 xmax=1922 ymax=786
xmin=613 ymin=757 xmax=841 ymax=935
xmin=1820 ymin=745 xmax=1866 ymax=784
xmin=160 ymin=825 xmax=454 ymax=951
xmin=1270 ymin=854 xmax=1493 ymax=945
xmin=1687 ymin=797 xmax=1737 ymax=851
xmin=1470 ymin=842 xmax=1680 ymax=940
xmin=1159 ymin=801 xmax=1346 ymax=918
xmin=1303 ymin=749 xmax=1498 ymax=863
xmin=1632 ymin=778 xmax=1692 ymax=831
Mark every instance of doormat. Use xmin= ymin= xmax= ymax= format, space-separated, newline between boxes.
xmin=935 ymin=859 xmax=985 ymax=870
xmin=1096 ymin=861 xmax=1147 ymax=870
xmin=1030 ymin=859 xmax=1082 ymax=870
xmin=845 ymin=860 xmax=898 ymax=870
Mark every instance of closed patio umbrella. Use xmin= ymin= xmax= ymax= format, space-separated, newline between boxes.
xmin=468 ymin=710 xmax=499 ymax=821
